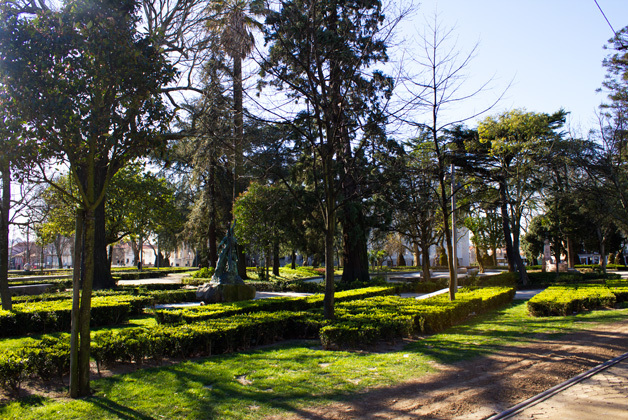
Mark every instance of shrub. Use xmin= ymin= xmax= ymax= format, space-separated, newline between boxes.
xmin=606 ymin=279 xmax=628 ymax=303
xmin=320 ymin=287 xmax=515 ymax=349
xmin=154 ymin=286 xmax=395 ymax=325
xmin=21 ymin=337 xmax=70 ymax=381
xmin=0 ymin=297 xmax=137 ymax=337
xmin=527 ymin=284 xmax=617 ymax=316
xmin=191 ymin=267 xmax=215 ymax=279
xmin=462 ymin=272 xmax=517 ymax=287
xmin=0 ymin=353 xmax=27 ymax=395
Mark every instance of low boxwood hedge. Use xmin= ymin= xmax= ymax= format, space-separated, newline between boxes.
xmin=527 ymin=284 xmax=617 ymax=316
xmin=320 ymin=287 xmax=516 ymax=349
xmin=605 ymin=279 xmax=628 ymax=303
xmin=154 ymin=286 xmax=395 ymax=325
xmin=0 ymin=296 xmax=149 ymax=337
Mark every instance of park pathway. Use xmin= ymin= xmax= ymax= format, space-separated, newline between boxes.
xmin=491 ymin=352 xmax=628 ymax=419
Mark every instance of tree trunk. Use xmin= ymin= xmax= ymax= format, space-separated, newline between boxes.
xmin=208 ymin=156 xmax=218 ymax=268
xmin=566 ymin=236 xmax=576 ymax=268
xmin=69 ymin=209 xmax=84 ymax=398
xmin=499 ymin=181 xmax=529 ymax=285
xmin=437 ymin=172 xmax=457 ymax=300
xmin=398 ymin=252 xmax=406 ymax=266
xmin=78 ymin=208 xmax=95 ymax=396
xmin=291 ymin=249 xmax=296 ymax=269
xmin=55 ymin=236 xmax=64 ymax=269
xmin=323 ymin=151 xmax=336 ymax=319
xmin=597 ymin=227 xmax=607 ymax=274
xmin=93 ymin=194 xmax=114 ymax=289
xmin=412 ymin=242 xmax=420 ymax=267
xmin=232 ymin=56 xmax=248 ymax=280
xmin=272 ymin=240 xmax=280 ymax=276
xmin=476 ymin=246 xmax=485 ymax=274
xmin=340 ymin=201 xmax=370 ymax=283
xmin=0 ymin=162 xmax=11 ymax=310
xmin=421 ymin=246 xmax=431 ymax=282
xmin=131 ymin=241 xmax=140 ymax=266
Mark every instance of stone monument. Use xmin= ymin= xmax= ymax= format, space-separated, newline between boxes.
xmin=196 ymin=221 xmax=256 ymax=303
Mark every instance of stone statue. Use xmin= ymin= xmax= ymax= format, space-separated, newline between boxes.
xmin=213 ymin=221 xmax=244 ymax=285
xmin=197 ymin=220 xmax=254 ymax=303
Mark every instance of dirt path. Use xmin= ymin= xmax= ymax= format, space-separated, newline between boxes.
xmin=277 ymin=319 xmax=628 ymax=420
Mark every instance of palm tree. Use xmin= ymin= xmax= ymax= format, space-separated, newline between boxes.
xmin=207 ymin=0 xmax=263 ymax=201
xmin=206 ymin=0 xmax=264 ymax=276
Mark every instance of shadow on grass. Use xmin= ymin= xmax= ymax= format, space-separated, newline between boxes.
xmin=92 ymin=340 xmax=391 ymax=420
xmin=87 ymin=397 xmax=157 ymax=420
xmin=405 ymin=301 xmax=628 ymax=364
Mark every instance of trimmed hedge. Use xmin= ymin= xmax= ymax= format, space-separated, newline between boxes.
xmin=527 ymin=284 xmax=617 ymax=316
xmin=605 ymin=279 xmax=628 ymax=303
xmin=461 ymin=272 xmax=518 ymax=287
xmin=0 ymin=296 xmax=151 ymax=337
xmin=92 ymin=311 xmax=322 ymax=370
xmin=154 ymin=286 xmax=396 ymax=325
xmin=320 ymin=287 xmax=516 ymax=349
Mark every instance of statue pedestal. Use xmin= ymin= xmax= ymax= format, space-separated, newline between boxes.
xmin=196 ymin=282 xmax=256 ymax=303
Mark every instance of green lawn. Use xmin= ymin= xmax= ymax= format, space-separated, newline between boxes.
xmin=1 ymin=301 xmax=626 ymax=419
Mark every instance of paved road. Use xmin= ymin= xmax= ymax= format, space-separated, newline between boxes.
xmin=492 ymin=353 xmax=628 ymax=419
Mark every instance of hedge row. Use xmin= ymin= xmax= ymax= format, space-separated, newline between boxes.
xmin=527 ymin=284 xmax=617 ymax=316
xmin=13 ymin=288 xmax=197 ymax=306
xmin=461 ymin=272 xmax=518 ymax=287
xmin=605 ymin=279 xmax=628 ymax=303
xmin=0 ymin=311 xmax=320 ymax=394
xmin=154 ymin=286 xmax=396 ymax=325
xmin=0 ymin=296 xmax=154 ymax=337
xmin=320 ymin=287 xmax=516 ymax=349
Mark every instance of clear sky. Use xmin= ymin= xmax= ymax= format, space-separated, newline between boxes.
xmin=401 ymin=0 xmax=628 ymax=135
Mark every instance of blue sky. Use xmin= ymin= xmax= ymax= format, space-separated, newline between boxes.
xmin=403 ymin=0 xmax=627 ymax=135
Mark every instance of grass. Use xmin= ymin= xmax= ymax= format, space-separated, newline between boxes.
xmin=1 ymin=301 xmax=627 ymax=419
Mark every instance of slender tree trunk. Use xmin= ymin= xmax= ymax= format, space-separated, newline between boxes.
xmin=55 ymin=236 xmax=64 ymax=269
xmin=323 ymin=152 xmax=336 ymax=319
xmin=78 ymin=208 xmax=95 ymax=395
xmin=436 ymin=171 xmax=457 ymax=300
xmin=272 ymin=240 xmax=280 ymax=276
xmin=232 ymin=56 xmax=248 ymax=280
xmin=0 ymin=162 xmax=11 ymax=310
xmin=208 ymin=157 xmax=218 ymax=268
xmin=566 ymin=236 xmax=576 ymax=268
xmin=69 ymin=209 xmax=84 ymax=398
xmin=291 ymin=249 xmax=296 ymax=269
xmin=597 ymin=227 xmax=607 ymax=274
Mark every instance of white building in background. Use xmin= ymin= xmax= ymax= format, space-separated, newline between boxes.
xmin=389 ymin=226 xmax=472 ymax=268
xmin=110 ymin=242 xmax=195 ymax=267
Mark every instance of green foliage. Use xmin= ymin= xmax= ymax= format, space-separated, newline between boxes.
xmin=320 ymin=287 xmax=516 ymax=349
xmin=461 ymin=272 xmax=518 ymax=287
xmin=154 ymin=286 xmax=395 ymax=325
xmin=0 ymin=353 xmax=27 ymax=395
xmin=0 ymin=297 xmax=145 ymax=337
xmin=191 ymin=267 xmax=215 ymax=279
xmin=527 ymin=284 xmax=617 ymax=316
